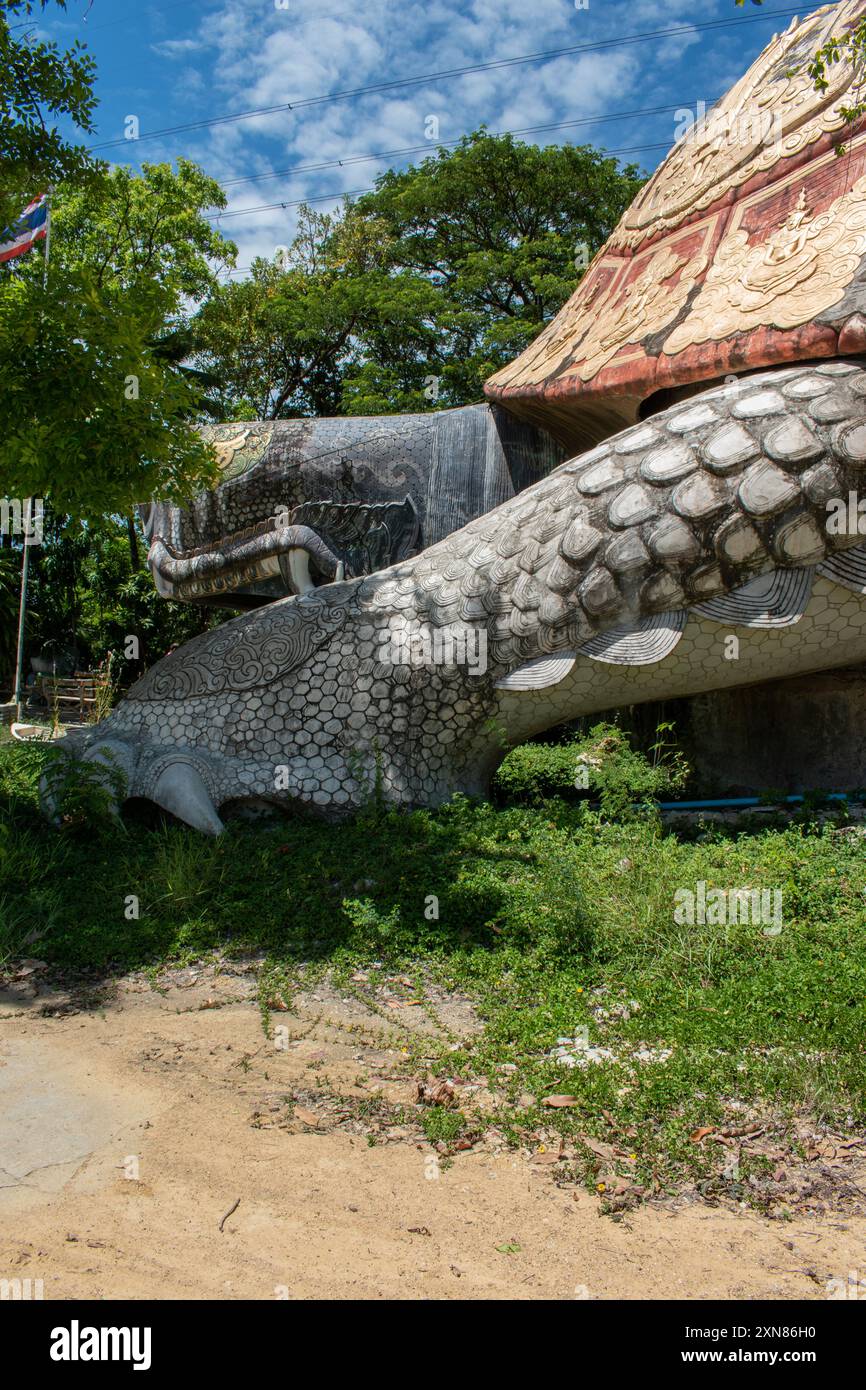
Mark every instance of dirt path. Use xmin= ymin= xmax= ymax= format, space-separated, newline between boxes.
xmin=1 ymin=961 xmax=863 ymax=1301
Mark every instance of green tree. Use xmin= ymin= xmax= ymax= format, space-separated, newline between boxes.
xmin=194 ymin=132 xmax=642 ymax=419
xmin=22 ymin=511 xmax=215 ymax=683
xmin=0 ymin=161 xmax=237 ymax=690
xmin=0 ymin=0 xmax=99 ymax=233
xmin=0 ymin=162 xmax=237 ymax=517
xmin=351 ymin=130 xmax=643 ymax=405
xmin=0 ymin=545 xmax=19 ymax=689
xmin=193 ymin=203 xmax=446 ymax=419
xmin=56 ymin=160 xmax=233 ymax=301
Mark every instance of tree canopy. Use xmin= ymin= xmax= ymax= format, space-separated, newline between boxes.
xmin=0 ymin=0 xmax=99 ymax=232
xmin=0 ymin=161 xmax=237 ymax=517
xmin=193 ymin=131 xmax=643 ymax=420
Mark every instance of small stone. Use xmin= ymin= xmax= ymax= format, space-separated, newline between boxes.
xmin=715 ymin=517 xmax=766 ymax=566
xmin=702 ymin=422 xmax=759 ymax=472
xmin=763 ymin=417 xmax=824 ymax=465
xmin=641 ymin=572 xmax=685 ymax=611
xmin=782 ymin=374 xmax=833 ymax=400
xmin=647 ymin=516 xmax=700 ymax=563
xmin=612 ymin=424 xmax=660 ymax=453
xmin=560 ymin=516 xmax=604 ymax=562
xmin=605 ymin=531 xmax=651 ymax=574
xmin=801 ymin=462 xmax=841 ymax=505
xmin=578 ymin=566 xmax=620 ymax=618
xmin=773 ymin=514 xmax=826 ymax=564
xmin=835 ymin=421 xmax=866 ymax=463
xmin=666 ymin=403 xmax=719 ymax=433
xmin=641 ymin=443 xmax=698 ymax=484
xmin=576 ymin=459 xmax=626 ymax=495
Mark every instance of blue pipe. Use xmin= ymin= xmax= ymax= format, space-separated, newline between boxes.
xmin=655 ymin=793 xmax=858 ymax=810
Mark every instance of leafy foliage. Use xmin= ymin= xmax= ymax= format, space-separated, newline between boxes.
xmin=736 ymin=0 xmax=866 ymax=130
xmin=0 ymin=0 xmax=100 ymax=233
xmin=493 ymin=721 xmax=689 ymax=813
xmin=40 ymin=741 xmax=127 ymax=832
xmin=17 ymin=511 xmax=220 ymax=688
xmin=2 ymin=738 xmax=865 ymax=1199
xmin=193 ymin=133 xmax=642 ymax=418
xmin=352 ymin=130 xmax=643 ymax=405
xmin=0 ymin=163 xmax=237 ymax=517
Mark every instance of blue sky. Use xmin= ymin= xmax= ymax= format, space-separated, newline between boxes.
xmin=35 ymin=0 xmax=821 ymax=276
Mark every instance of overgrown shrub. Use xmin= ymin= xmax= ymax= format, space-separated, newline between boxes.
xmin=493 ymin=720 xmax=689 ymax=815
xmin=39 ymin=746 xmax=126 ymax=831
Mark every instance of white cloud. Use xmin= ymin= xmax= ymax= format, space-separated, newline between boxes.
xmin=151 ymin=38 xmax=209 ymax=59
xmin=135 ymin=0 xmax=759 ymax=269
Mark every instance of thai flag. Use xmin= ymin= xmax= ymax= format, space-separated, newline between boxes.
xmin=0 ymin=193 xmax=49 ymax=266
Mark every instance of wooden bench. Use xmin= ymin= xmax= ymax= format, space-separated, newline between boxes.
xmin=40 ymin=672 xmax=109 ymax=722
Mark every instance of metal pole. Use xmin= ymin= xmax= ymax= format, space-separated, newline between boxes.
xmin=9 ymin=194 xmax=51 ymax=720
xmin=13 ymin=523 xmax=30 ymax=722
xmin=42 ymin=187 xmax=52 ymax=290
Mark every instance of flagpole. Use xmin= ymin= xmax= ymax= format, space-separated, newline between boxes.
xmin=12 ymin=524 xmax=31 ymax=723
xmin=11 ymin=191 xmax=51 ymax=721
xmin=42 ymin=187 xmax=52 ymax=290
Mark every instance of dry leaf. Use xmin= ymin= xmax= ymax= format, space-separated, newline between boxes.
xmin=580 ymin=1137 xmax=616 ymax=1161
xmin=294 ymin=1107 xmax=320 ymax=1128
xmin=416 ymin=1075 xmax=457 ymax=1108
xmin=541 ymin=1095 xmax=580 ymax=1108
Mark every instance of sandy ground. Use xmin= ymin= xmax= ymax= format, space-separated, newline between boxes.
xmin=1 ymin=959 xmax=864 ymax=1302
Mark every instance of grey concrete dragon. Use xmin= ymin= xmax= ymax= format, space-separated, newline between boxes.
xmin=46 ymin=2 xmax=866 ymax=831
xmin=53 ymin=363 xmax=866 ymax=831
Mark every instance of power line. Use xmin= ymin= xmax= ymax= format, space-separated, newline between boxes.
xmin=212 ymin=186 xmax=372 ymax=223
xmin=210 ymin=138 xmax=674 ymax=236
xmin=81 ymin=0 xmax=218 ymax=33
xmin=88 ymin=5 xmax=815 ymax=152
xmin=214 ymin=100 xmax=714 ymax=193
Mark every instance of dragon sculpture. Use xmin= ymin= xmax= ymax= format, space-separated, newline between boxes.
xmin=49 ymin=1 xmax=866 ymax=832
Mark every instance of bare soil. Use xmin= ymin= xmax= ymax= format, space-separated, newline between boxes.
xmin=1 ymin=959 xmax=864 ymax=1301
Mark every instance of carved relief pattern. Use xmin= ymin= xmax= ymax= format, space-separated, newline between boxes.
xmin=564 ymin=246 xmax=706 ymax=382
xmin=611 ymin=2 xmax=865 ymax=252
xmin=487 ymin=2 xmax=866 ymax=402
xmin=488 ymin=233 xmax=709 ymax=393
xmin=128 ymin=586 xmax=355 ymax=699
xmin=664 ymin=175 xmax=866 ymax=354
xmin=200 ymin=422 xmax=275 ymax=479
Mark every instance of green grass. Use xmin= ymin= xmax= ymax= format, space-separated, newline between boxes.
xmin=2 ymin=735 xmax=865 ymax=1207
